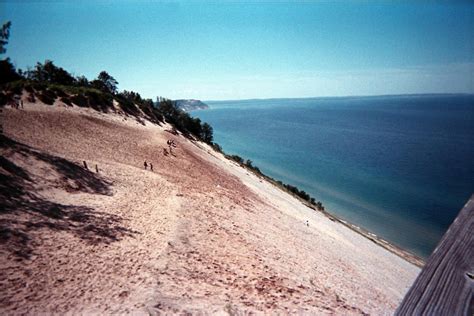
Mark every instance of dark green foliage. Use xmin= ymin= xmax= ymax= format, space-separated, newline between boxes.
xmin=119 ymin=91 xmax=161 ymax=120
xmin=86 ymin=90 xmax=112 ymax=112
xmin=0 ymin=21 xmax=11 ymax=54
xmin=282 ymin=183 xmax=311 ymax=202
xmin=156 ymin=99 xmax=213 ymax=143
xmin=275 ymin=181 xmax=324 ymax=210
xmin=0 ymin=59 xmax=22 ymax=84
xmin=30 ymin=81 xmax=46 ymax=91
xmin=228 ymin=155 xmax=244 ymax=164
xmin=211 ymin=143 xmax=223 ymax=153
xmin=70 ymin=94 xmax=88 ymax=107
xmin=138 ymin=98 xmax=164 ymax=123
xmin=27 ymin=60 xmax=76 ymax=86
xmin=76 ymin=75 xmax=89 ymax=87
xmin=157 ymin=99 xmax=179 ymax=121
xmin=60 ymin=96 xmax=72 ymax=106
xmin=314 ymin=201 xmax=325 ymax=211
xmin=6 ymin=81 xmax=23 ymax=94
xmin=243 ymin=159 xmax=262 ymax=174
xmin=49 ymin=85 xmax=67 ymax=98
xmin=0 ymin=22 xmax=22 ymax=88
xmin=37 ymin=89 xmax=57 ymax=105
xmin=120 ymin=90 xmax=142 ymax=103
xmin=201 ymin=123 xmax=213 ymax=143
xmin=115 ymin=93 xmax=140 ymax=116
xmin=223 ymin=150 xmax=323 ymax=209
xmin=93 ymin=71 xmax=118 ymax=94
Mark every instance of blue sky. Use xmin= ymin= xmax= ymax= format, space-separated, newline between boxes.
xmin=1 ymin=1 xmax=473 ymax=100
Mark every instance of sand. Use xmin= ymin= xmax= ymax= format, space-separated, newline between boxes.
xmin=0 ymin=100 xmax=420 ymax=314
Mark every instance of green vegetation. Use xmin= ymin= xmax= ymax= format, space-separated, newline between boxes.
xmin=225 ymin=154 xmax=325 ymax=211
xmin=0 ymin=20 xmax=325 ymax=213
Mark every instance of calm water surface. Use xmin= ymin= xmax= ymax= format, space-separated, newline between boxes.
xmin=193 ymin=94 xmax=474 ymax=258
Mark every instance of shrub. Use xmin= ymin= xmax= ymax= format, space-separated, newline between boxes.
xmin=70 ymin=94 xmax=88 ymax=107
xmin=60 ymin=96 xmax=72 ymax=106
xmin=0 ymin=80 xmax=23 ymax=94
xmin=86 ymin=90 xmax=112 ymax=112
xmin=49 ymin=85 xmax=67 ymax=98
xmin=212 ymin=142 xmax=223 ymax=153
xmin=116 ymin=96 xmax=140 ymax=116
xmin=37 ymin=89 xmax=56 ymax=105
xmin=0 ymin=59 xmax=22 ymax=84
xmin=228 ymin=155 xmax=244 ymax=164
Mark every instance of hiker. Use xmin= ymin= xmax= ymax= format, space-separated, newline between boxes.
xmin=95 ymin=164 xmax=99 ymax=173
xmin=305 ymin=220 xmax=309 ymax=227
xmin=83 ymin=161 xmax=88 ymax=170
xmin=144 ymin=161 xmax=148 ymax=170
xmin=150 ymin=163 xmax=153 ymax=171
xmin=14 ymin=96 xmax=20 ymax=109
xmin=167 ymin=140 xmax=174 ymax=155
xmin=20 ymin=100 xmax=24 ymax=109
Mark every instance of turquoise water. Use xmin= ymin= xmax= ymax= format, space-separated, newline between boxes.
xmin=192 ymin=95 xmax=474 ymax=258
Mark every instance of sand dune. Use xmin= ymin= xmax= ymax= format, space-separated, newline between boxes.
xmin=0 ymin=101 xmax=419 ymax=314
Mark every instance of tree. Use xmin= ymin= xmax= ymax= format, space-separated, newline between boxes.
xmin=76 ymin=75 xmax=89 ymax=87
xmin=93 ymin=71 xmax=118 ymax=94
xmin=201 ymin=122 xmax=213 ymax=143
xmin=0 ymin=21 xmax=11 ymax=55
xmin=0 ymin=58 xmax=21 ymax=84
xmin=27 ymin=60 xmax=75 ymax=85
xmin=0 ymin=21 xmax=21 ymax=84
xmin=245 ymin=159 xmax=253 ymax=167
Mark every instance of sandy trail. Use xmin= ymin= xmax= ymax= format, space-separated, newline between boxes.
xmin=0 ymin=102 xmax=419 ymax=314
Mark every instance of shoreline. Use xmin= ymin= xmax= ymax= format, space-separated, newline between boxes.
xmin=193 ymin=134 xmax=426 ymax=268
xmin=263 ymin=175 xmax=426 ymax=268
xmin=319 ymin=209 xmax=425 ymax=268
xmin=195 ymin=137 xmax=425 ymax=268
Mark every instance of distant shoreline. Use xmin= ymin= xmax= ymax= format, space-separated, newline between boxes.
xmin=204 ymin=92 xmax=474 ymax=103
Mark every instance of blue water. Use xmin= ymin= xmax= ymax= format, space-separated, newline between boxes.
xmin=192 ymin=94 xmax=474 ymax=258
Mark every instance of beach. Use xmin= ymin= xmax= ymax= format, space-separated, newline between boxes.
xmin=1 ymin=100 xmax=420 ymax=314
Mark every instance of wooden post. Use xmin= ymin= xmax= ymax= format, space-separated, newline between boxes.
xmin=396 ymin=194 xmax=474 ymax=316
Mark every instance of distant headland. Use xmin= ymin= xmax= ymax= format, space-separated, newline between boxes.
xmin=174 ymin=99 xmax=209 ymax=111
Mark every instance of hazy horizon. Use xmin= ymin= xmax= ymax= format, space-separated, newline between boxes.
xmin=1 ymin=1 xmax=473 ymax=100
xmin=204 ymin=92 xmax=474 ymax=103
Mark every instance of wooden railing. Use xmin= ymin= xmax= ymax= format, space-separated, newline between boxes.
xmin=396 ymin=194 xmax=473 ymax=315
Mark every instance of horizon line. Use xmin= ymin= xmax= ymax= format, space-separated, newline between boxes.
xmin=202 ymin=92 xmax=474 ymax=103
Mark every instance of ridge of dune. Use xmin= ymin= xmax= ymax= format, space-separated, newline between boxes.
xmin=0 ymin=100 xmax=419 ymax=314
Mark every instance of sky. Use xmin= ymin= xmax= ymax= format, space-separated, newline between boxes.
xmin=1 ymin=1 xmax=473 ymax=100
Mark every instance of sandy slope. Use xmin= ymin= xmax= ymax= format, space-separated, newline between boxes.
xmin=0 ymin=101 xmax=419 ymax=314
